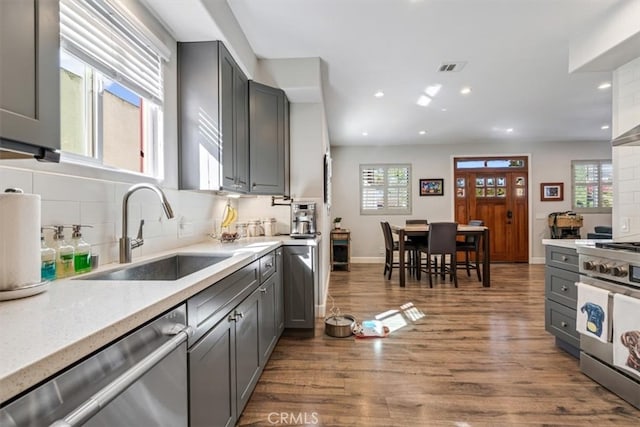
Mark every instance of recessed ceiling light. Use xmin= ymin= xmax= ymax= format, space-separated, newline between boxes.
xmin=425 ymin=84 xmax=442 ymax=97
xmin=374 ymin=91 xmax=384 ymax=98
xmin=506 ymin=128 xmax=514 ymax=133
xmin=598 ymin=82 xmax=612 ymax=90
xmin=416 ymin=95 xmax=432 ymax=106
xmin=362 ymin=131 xmax=368 ymax=136
xmin=460 ymin=87 xmax=472 ymax=95
xmin=419 ymin=130 xmax=426 ymax=135
xmin=601 ymin=124 xmax=610 ymax=130
xmin=441 ymin=108 xmax=447 ymax=112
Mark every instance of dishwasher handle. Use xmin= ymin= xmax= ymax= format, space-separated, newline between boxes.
xmin=49 ymin=324 xmax=194 ymax=427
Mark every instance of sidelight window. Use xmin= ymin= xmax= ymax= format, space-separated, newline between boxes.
xmin=572 ymin=160 xmax=612 ymax=213
xmin=59 ymin=0 xmax=169 ymax=177
xmin=360 ymin=164 xmax=411 ymax=215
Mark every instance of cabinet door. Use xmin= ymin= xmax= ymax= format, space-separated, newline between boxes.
xmin=0 ymin=0 xmax=60 ymax=153
xmin=234 ymin=66 xmax=249 ymax=192
xmin=275 ymin=249 xmax=285 ymax=335
xmin=189 ymin=317 xmax=236 ymax=427
xmin=177 ymin=42 xmax=221 ymax=190
xmin=249 ymin=81 xmax=289 ymax=195
xmin=258 ymin=273 xmax=278 ymax=365
xmin=283 ymin=246 xmax=316 ymax=329
xmin=234 ymin=290 xmax=261 ymax=414
xmin=220 ymin=44 xmax=248 ymax=193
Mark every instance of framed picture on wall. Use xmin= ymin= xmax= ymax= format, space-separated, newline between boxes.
xmin=540 ymin=182 xmax=563 ymax=201
xmin=419 ymin=178 xmax=444 ymax=196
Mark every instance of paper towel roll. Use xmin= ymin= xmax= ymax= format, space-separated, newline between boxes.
xmin=0 ymin=192 xmax=41 ymax=290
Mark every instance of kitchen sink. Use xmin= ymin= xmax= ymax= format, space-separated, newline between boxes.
xmin=79 ymin=254 xmax=231 ymax=281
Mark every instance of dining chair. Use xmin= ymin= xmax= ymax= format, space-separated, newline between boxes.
xmin=418 ymin=222 xmax=458 ymax=287
xmin=456 ymin=219 xmax=484 ymax=282
xmin=405 ymin=219 xmax=428 ymax=273
xmin=380 ymin=221 xmax=418 ymax=280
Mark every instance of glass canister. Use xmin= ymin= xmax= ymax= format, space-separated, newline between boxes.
xmin=262 ymin=218 xmax=276 ymax=236
xmin=235 ymin=222 xmax=248 ymax=238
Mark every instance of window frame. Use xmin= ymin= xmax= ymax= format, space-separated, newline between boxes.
xmin=58 ymin=0 xmax=167 ymax=179
xmin=571 ymin=159 xmax=612 ymax=214
xmin=360 ymin=163 xmax=412 ymax=215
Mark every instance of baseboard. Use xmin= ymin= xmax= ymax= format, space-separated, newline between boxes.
xmin=352 ymin=257 xmax=384 ymax=264
xmin=530 ymin=257 xmax=545 ymax=264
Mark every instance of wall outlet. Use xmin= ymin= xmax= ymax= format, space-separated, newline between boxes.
xmin=621 ymin=217 xmax=630 ymax=233
xmin=179 ymin=221 xmax=195 ymax=238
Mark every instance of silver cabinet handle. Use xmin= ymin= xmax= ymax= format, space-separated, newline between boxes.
xmin=561 ymin=321 xmax=568 ymax=327
xmin=265 ymin=262 xmax=273 ymax=268
xmin=49 ymin=324 xmax=193 ymax=427
xmin=260 ymin=288 xmax=267 ymax=293
xmin=561 ymin=256 xmax=568 ymax=261
xmin=561 ymin=285 xmax=568 ymax=292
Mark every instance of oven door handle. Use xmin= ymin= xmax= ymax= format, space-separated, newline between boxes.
xmin=49 ymin=324 xmax=194 ymax=427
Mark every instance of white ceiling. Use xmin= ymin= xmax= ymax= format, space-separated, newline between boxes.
xmin=149 ymin=0 xmax=622 ymax=147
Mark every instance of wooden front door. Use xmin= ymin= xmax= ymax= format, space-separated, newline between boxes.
xmin=454 ymin=157 xmax=528 ymax=262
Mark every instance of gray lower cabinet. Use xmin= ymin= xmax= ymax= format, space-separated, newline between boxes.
xmin=188 ymin=250 xmax=283 ymax=426
xmin=248 ymin=81 xmax=289 ymax=195
xmin=0 ymin=0 xmax=60 ymax=160
xmin=177 ymin=41 xmax=248 ymax=192
xmin=544 ymin=245 xmax=580 ymax=358
xmin=283 ymin=245 xmax=317 ymax=331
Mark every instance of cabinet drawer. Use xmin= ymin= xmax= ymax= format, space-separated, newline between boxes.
xmin=259 ymin=251 xmax=276 ymax=283
xmin=545 ymin=299 xmax=579 ymax=348
xmin=332 ymin=232 xmax=350 ymax=240
xmin=188 ymin=261 xmax=259 ymax=346
xmin=546 ymin=245 xmax=579 ymax=273
xmin=545 ymin=266 xmax=578 ymax=308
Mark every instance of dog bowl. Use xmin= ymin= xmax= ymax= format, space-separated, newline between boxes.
xmin=324 ymin=314 xmax=356 ymax=338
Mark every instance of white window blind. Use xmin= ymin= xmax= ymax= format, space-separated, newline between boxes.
xmin=572 ymin=159 xmax=612 ymax=212
xmin=360 ymin=164 xmax=411 ymax=215
xmin=60 ymin=0 xmax=167 ymax=104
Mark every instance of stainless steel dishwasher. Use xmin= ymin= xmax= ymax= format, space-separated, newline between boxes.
xmin=0 ymin=304 xmax=192 ymax=427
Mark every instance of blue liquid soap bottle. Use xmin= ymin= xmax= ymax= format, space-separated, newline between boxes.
xmin=71 ymin=225 xmax=92 ymax=274
xmin=40 ymin=228 xmax=56 ymax=281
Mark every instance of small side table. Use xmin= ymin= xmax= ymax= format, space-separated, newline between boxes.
xmin=330 ymin=229 xmax=351 ymax=271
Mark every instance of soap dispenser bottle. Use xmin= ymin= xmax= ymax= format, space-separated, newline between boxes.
xmin=53 ymin=226 xmax=75 ymax=278
xmin=71 ymin=225 xmax=92 ymax=274
xmin=40 ymin=227 xmax=56 ymax=281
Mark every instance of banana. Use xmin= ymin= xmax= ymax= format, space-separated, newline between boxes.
xmin=221 ymin=204 xmax=238 ymax=228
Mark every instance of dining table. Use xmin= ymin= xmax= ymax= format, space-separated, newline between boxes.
xmin=390 ymin=223 xmax=490 ymax=288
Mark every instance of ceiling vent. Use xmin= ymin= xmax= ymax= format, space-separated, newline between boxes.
xmin=438 ymin=62 xmax=466 ymax=72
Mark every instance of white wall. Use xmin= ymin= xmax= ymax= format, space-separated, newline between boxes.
xmin=613 ymin=56 xmax=640 ymax=241
xmin=332 ymin=140 xmax=611 ymax=263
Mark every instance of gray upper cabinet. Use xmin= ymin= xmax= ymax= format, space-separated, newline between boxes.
xmin=220 ymin=45 xmax=249 ymax=193
xmin=0 ymin=0 xmax=60 ymax=161
xmin=248 ymin=81 xmax=289 ymax=195
xmin=177 ymin=41 xmax=248 ymax=192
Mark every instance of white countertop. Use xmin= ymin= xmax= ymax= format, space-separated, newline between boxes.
xmin=541 ymin=238 xmax=609 ymax=250
xmin=0 ymin=235 xmax=319 ymax=404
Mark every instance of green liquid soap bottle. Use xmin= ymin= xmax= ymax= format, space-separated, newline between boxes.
xmin=53 ymin=226 xmax=75 ymax=279
xmin=40 ymin=228 xmax=56 ymax=281
xmin=71 ymin=225 xmax=92 ymax=274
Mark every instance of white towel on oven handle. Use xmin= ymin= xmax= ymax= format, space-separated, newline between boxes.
xmin=576 ymin=282 xmax=611 ymax=343
xmin=612 ymin=293 xmax=640 ymax=379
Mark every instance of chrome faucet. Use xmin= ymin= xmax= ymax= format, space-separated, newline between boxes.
xmin=119 ymin=183 xmax=175 ymax=263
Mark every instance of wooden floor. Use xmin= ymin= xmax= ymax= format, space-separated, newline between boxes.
xmin=238 ymin=263 xmax=640 ymax=426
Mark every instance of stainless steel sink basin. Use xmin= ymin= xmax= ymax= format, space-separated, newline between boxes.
xmin=80 ymin=254 xmax=231 ymax=281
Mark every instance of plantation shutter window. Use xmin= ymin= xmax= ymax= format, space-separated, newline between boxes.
xmin=360 ymin=164 xmax=411 ymax=215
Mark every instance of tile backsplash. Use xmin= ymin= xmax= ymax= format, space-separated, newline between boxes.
xmin=0 ymin=165 xmax=226 ymax=266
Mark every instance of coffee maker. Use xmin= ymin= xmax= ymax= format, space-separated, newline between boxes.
xmin=290 ymin=202 xmax=317 ymax=238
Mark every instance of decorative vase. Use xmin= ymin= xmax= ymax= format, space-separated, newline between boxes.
xmin=334 ymin=222 xmax=341 ymax=229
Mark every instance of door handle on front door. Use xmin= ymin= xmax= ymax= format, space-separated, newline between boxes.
xmin=507 ymin=210 xmax=513 ymax=219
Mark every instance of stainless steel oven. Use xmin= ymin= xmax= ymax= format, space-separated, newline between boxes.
xmin=577 ymin=243 xmax=640 ymax=409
